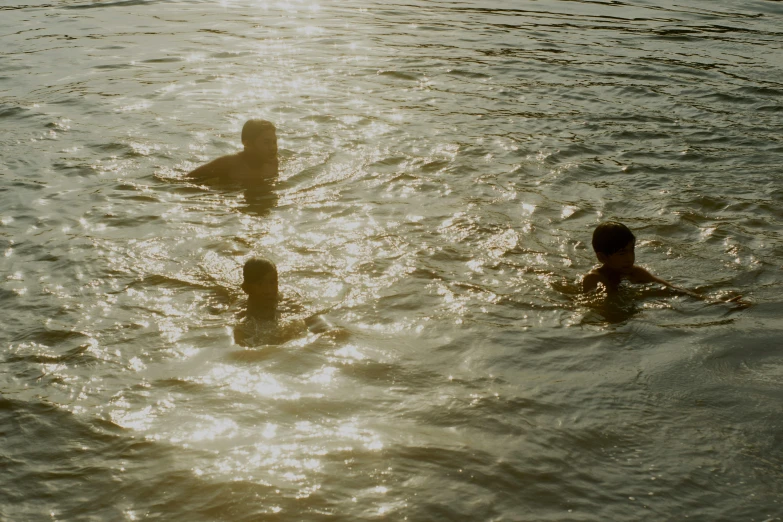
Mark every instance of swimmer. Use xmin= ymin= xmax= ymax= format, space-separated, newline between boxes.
xmin=241 ymin=256 xmax=280 ymax=321
xmin=236 ymin=257 xmax=337 ymax=346
xmin=188 ymin=119 xmax=278 ymax=185
xmin=582 ymin=221 xmax=700 ymax=297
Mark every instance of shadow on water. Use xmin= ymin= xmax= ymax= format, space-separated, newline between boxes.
xmin=550 ymin=278 xmax=643 ymax=326
xmin=241 ymin=184 xmax=278 ymax=217
xmin=576 ymin=287 xmax=646 ymax=326
xmin=577 ymin=286 xmax=749 ymax=327
xmin=178 ymin=176 xmax=279 ymax=217
xmin=232 ymin=315 xmax=304 ymax=348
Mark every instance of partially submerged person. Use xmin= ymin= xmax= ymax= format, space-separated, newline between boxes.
xmin=188 ymin=119 xmax=278 ymax=185
xmin=241 ymin=257 xmax=280 ymax=322
xmin=235 ymin=257 xmax=336 ymax=346
xmin=583 ymin=221 xmax=699 ymax=297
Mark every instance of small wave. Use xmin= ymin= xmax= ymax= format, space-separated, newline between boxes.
xmin=18 ymin=324 xmax=89 ymax=342
xmin=0 ymin=105 xmax=30 ymax=119
xmin=377 ymin=70 xmax=420 ymax=81
xmin=141 ymin=57 xmax=183 ymax=64
xmin=64 ymin=0 xmax=163 ymax=9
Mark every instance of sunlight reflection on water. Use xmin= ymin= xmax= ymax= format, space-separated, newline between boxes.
xmin=1 ymin=0 xmax=782 ymax=519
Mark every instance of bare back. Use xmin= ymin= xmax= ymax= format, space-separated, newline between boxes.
xmin=583 ymin=265 xmax=661 ymax=293
xmin=188 ymin=152 xmax=278 ymax=185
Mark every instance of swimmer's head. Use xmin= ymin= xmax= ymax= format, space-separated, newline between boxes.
xmin=242 ymin=257 xmax=278 ymax=299
xmin=592 ymin=221 xmax=636 ymax=256
xmin=241 ymin=119 xmax=277 ymax=157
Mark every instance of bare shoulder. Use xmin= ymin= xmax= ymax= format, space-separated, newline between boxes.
xmin=188 ymin=154 xmax=240 ymax=179
xmin=628 ymin=265 xmax=665 ymax=285
xmin=582 ymin=270 xmax=605 ymax=293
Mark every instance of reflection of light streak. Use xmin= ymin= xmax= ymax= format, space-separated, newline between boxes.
xmin=561 ymin=205 xmax=578 ymax=219
xmin=201 ymin=364 xmax=287 ymax=397
xmin=333 ymin=344 xmax=366 ymax=361
xmin=307 ymin=366 xmax=337 ymax=385
xmin=188 ymin=417 xmax=239 ymax=442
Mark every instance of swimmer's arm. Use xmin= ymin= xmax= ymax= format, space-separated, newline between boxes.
xmin=304 ymin=313 xmax=349 ymax=338
xmin=187 ymin=155 xmax=236 ymax=180
xmin=631 ymin=267 xmax=701 ymax=298
xmin=634 ymin=267 xmax=749 ymax=306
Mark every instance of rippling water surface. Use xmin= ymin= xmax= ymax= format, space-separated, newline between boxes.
xmin=2 ymin=0 xmax=783 ymax=520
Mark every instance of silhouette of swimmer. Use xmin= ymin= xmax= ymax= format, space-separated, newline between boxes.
xmin=582 ymin=221 xmax=747 ymax=305
xmin=582 ymin=221 xmax=691 ymax=295
xmin=241 ymin=257 xmax=280 ymax=321
xmin=188 ymin=119 xmax=278 ymax=185
xmin=234 ymin=257 xmax=337 ymax=346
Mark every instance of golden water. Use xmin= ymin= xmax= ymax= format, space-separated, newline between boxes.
xmin=1 ymin=0 xmax=782 ymax=520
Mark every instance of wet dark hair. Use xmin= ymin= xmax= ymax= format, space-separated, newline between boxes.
xmin=242 ymin=257 xmax=278 ymax=286
xmin=592 ymin=221 xmax=636 ymax=255
xmin=241 ymin=119 xmax=276 ymax=144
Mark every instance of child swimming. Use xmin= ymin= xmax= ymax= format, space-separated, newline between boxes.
xmin=235 ymin=257 xmax=336 ymax=346
xmin=188 ymin=119 xmax=278 ymax=185
xmin=582 ymin=221 xmax=700 ymax=296
xmin=241 ymin=257 xmax=280 ymax=321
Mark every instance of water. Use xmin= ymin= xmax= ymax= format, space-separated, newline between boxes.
xmin=2 ymin=0 xmax=783 ymax=519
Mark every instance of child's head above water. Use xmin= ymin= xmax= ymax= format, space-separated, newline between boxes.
xmin=592 ymin=221 xmax=635 ymax=257
xmin=241 ymin=119 xmax=277 ymax=158
xmin=241 ymin=119 xmax=276 ymax=143
xmin=584 ymin=220 xmax=735 ymax=302
xmin=591 ymin=221 xmax=637 ymax=274
xmin=242 ymin=257 xmax=278 ymax=300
